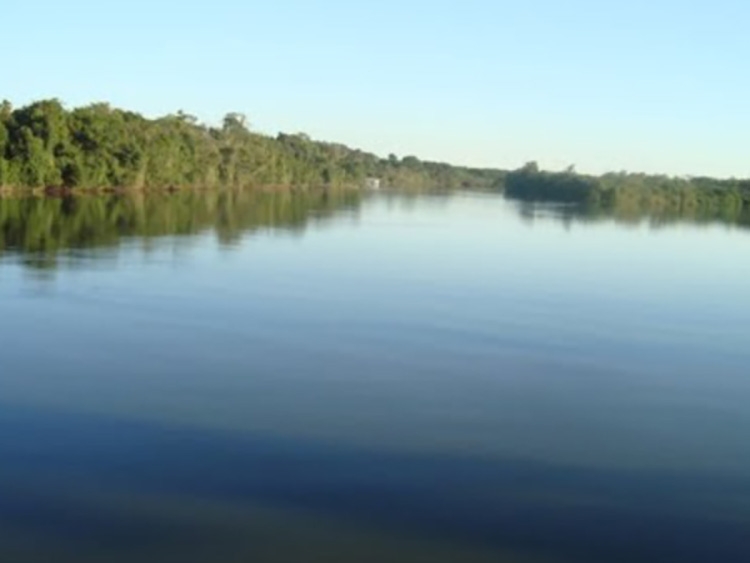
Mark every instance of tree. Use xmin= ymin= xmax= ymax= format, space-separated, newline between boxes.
xmin=0 ymin=99 xmax=505 ymax=191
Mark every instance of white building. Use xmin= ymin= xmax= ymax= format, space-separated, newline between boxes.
xmin=365 ymin=177 xmax=381 ymax=190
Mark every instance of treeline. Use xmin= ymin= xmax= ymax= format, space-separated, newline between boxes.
xmin=0 ymin=99 xmax=501 ymax=192
xmin=503 ymin=162 xmax=750 ymax=221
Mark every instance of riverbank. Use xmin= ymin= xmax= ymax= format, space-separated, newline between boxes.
xmin=0 ymin=182 xmax=363 ymax=199
xmin=0 ymin=99 xmax=501 ymax=194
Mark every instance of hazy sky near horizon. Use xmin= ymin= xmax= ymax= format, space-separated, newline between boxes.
xmin=3 ymin=0 xmax=748 ymax=177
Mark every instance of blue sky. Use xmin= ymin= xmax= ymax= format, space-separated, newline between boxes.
xmin=3 ymin=0 xmax=748 ymax=177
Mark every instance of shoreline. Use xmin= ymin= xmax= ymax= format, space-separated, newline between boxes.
xmin=0 ymin=183 xmax=360 ymax=199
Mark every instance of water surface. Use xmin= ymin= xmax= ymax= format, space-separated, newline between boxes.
xmin=1 ymin=190 xmax=749 ymax=562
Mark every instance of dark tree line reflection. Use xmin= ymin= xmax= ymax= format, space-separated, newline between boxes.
xmin=0 ymin=188 xmax=363 ymax=268
xmin=2 ymin=187 xmax=747 ymax=272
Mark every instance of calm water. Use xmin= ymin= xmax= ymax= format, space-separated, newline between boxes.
xmin=0 ymin=190 xmax=749 ymax=562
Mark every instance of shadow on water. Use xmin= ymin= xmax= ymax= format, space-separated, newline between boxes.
xmin=0 ymin=405 xmax=749 ymax=563
xmin=0 ymin=189 xmax=364 ymax=270
xmin=511 ymin=197 xmax=750 ymax=231
xmin=3 ymin=188 xmax=748 ymax=273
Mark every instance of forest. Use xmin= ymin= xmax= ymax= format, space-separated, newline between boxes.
xmin=2 ymin=98 xmax=748 ymax=225
xmin=503 ymin=161 xmax=750 ymax=222
xmin=0 ymin=99 xmax=500 ymax=192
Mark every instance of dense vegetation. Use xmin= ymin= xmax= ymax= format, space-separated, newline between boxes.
xmin=2 ymin=98 xmax=748 ymax=227
xmin=504 ymin=161 xmax=750 ymax=222
xmin=0 ymin=99 xmax=500 ymax=192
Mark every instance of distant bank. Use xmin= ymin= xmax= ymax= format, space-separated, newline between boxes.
xmin=504 ymin=161 xmax=750 ymax=227
xmin=1 ymin=99 xmax=747 ymax=211
xmin=0 ymin=99 xmax=499 ymax=194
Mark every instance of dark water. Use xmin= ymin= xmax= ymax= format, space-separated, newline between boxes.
xmin=1 ymin=190 xmax=749 ymax=562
